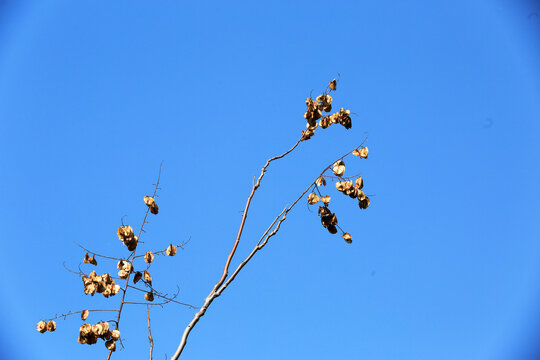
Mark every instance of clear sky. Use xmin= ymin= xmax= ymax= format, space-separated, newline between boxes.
xmin=1 ymin=1 xmax=540 ymax=359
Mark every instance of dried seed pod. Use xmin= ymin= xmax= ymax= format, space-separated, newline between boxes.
xmin=327 ymin=225 xmax=338 ymax=234
xmin=111 ymin=284 xmax=121 ymax=295
xmin=110 ymin=329 xmax=120 ymax=341
xmin=307 ymin=193 xmax=320 ymax=205
xmin=316 ymin=176 xmax=326 ymax=186
xmin=145 ymin=292 xmax=154 ymax=302
xmin=343 ymin=180 xmax=353 ymax=191
xmin=353 ymin=147 xmax=368 ymax=158
xmin=86 ymin=333 xmax=98 ymax=345
xmin=78 ymin=333 xmax=87 ymax=344
xmin=332 ymin=160 xmax=345 ymax=177
xmin=318 ymin=206 xmax=331 ymax=217
xmin=126 ymin=236 xmax=138 ymax=251
xmin=81 ymin=310 xmax=89 ymax=321
xmin=36 ymin=321 xmax=47 ymax=333
xmin=355 ymin=176 xmax=364 ymax=189
xmin=166 ymin=244 xmax=177 ymax=256
xmin=359 ymin=146 xmax=368 ymax=158
xmin=321 ymin=195 xmax=331 ymax=206
xmin=102 ymin=273 xmax=112 ymax=284
xmin=88 ymin=271 xmax=97 ymax=279
xmin=342 ymin=232 xmax=352 ymax=244
xmin=329 ymin=79 xmax=337 ymax=91
xmin=144 ymin=251 xmax=155 ymax=264
xmin=79 ymin=323 xmax=92 ymax=336
xmin=84 ymin=283 xmax=96 ymax=296
xmin=319 ymin=115 xmax=332 ymax=129
xmin=101 ymin=322 xmax=110 ymax=334
xmin=118 ymin=270 xmax=129 ymax=279
xmin=92 ymin=323 xmax=103 ymax=336
xmin=143 ymin=270 xmax=152 ymax=284
xmin=122 ymin=261 xmax=133 ymax=273
xmin=336 ymin=181 xmax=346 ymax=192
xmin=358 ymin=196 xmax=370 ymax=209
xmin=105 ymin=340 xmax=116 ymax=352
xmin=46 ymin=320 xmax=56 ymax=332
xmin=133 ymin=271 xmax=142 ymax=284
xmin=144 ymin=195 xmax=155 ymax=207
xmin=117 ymin=260 xmax=125 ymax=270
xmin=117 ymin=225 xmax=134 ymax=241
xmin=83 ymin=253 xmax=97 ymax=266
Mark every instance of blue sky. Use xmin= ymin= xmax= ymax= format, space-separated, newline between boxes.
xmin=1 ymin=1 xmax=540 ymax=359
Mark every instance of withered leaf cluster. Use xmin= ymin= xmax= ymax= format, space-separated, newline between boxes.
xmin=335 ymin=176 xmax=370 ymax=210
xmin=318 ymin=206 xmax=339 ymax=235
xmin=302 ymin=79 xmax=352 ymax=141
xmin=78 ymin=321 xmax=120 ymax=351
xmin=36 ymin=320 xmax=56 ymax=333
xmin=117 ymin=259 xmax=133 ymax=279
xmin=117 ymin=225 xmax=138 ymax=251
xmin=82 ymin=271 xmax=121 ymax=297
xmin=83 ymin=253 xmax=97 ymax=266
xmin=352 ymin=146 xmax=369 ymax=159
xmin=144 ymin=196 xmax=159 ymax=215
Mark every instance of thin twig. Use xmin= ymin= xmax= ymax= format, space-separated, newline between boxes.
xmin=75 ymin=242 xmax=122 ymax=261
xmin=42 ymin=309 xmax=119 ymax=321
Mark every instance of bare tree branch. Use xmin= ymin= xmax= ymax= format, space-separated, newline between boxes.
xmin=170 ymin=134 xmax=368 ymax=359
xmin=147 ymin=306 xmax=154 ymax=360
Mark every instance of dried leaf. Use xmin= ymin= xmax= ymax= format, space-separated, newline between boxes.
xmin=342 ymin=232 xmax=352 ymax=244
xmin=81 ymin=310 xmax=89 ymax=321
xmin=145 ymin=292 xmax=154 ymax=302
